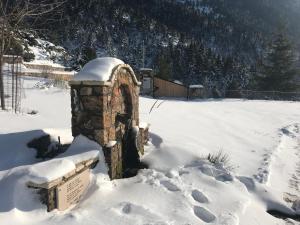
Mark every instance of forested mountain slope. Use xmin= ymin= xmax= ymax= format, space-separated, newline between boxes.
xmin=32 ymin=0 xmax=300 ymax=93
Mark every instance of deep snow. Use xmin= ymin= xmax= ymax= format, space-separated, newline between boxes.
xmin=0 ymin=77 xmax=300 ymax=225
xmin=27 ymin=135 xmax=105 ymax=185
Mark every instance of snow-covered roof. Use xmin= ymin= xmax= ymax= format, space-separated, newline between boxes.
xmin=173 ymin=80 xmax=183 ymax=85
xmin=3 ymin=55 xmax=22 ymax=59
xmin=74 ymin=57 xmax=124 ymax=82
xmin=139 ymin=68 xmax=153 ymax=71
xmin=24 ymin=60 xmax=65 ymax=68
xmin=189 ymin=84 xmax=204 ymax=89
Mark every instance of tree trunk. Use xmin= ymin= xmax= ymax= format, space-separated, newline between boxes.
xmin=0 ymin=55 xmax=5 ymax=110
xmin=0 ymin=19 xmax=5 ymax=110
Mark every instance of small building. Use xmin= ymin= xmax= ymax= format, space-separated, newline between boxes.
xmin=139 ymin=69 xmax=205 ymax=99
xmin=22 ymin=60 xmax=74 ymax=81
xmin=153 ymin=77 xmax=188 ymax=98
xmin=139 ymin=68 xmax=154 ymax=96
xmin=188 ymin=84 xmax=205 ymax=99
xmin=2 ymin=55 xmax=74 ymax=81
xmin=296 ymin=73 xmax=300 ymax=91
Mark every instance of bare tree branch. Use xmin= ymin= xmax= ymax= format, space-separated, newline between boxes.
xmin=0 ymin=0 xmax=67 ymax=110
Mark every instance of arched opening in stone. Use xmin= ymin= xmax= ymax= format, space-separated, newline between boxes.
xmin=113 ymin=84 xmax=144 ymax=178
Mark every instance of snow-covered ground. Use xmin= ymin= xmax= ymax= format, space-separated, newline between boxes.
xmin=0 ymin=77 xmax=300 ymax=225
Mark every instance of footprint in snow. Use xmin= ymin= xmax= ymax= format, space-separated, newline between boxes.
xmin=193 ymin=206 xmax=216 ymax=223
xmin=122 ymin=203 xmax=132 ymax=214
xmin=198 ymin=166 xmax=215 ymax=177
xmin=165 ymin=170 xmax=179 ymax=178
xmin=160 ymin=180 xmax=180 ymax=192
xmin=215 ymin=173 xmax=234 ymax=182
xmin=191 ymin=189 xmax=209 ymax=203
xmin=178 ymin=169 xmax=190 ymax=176
xmin=199 ymin=166 xmax=234 ymax=182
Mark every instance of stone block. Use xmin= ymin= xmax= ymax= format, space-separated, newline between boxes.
xmin=28 ymin=158 xmax=99 ymax=212
xmin=94 ymin=129 xmax=108 ymax=145
xmin=71 ymin=126 xmax=81 ymax=137
xmin=103 ymin=112 xmax=112 ymax=128
xmin=81 ymin=96 xmax=102 ymax=111
xmin=102 ymin=146 xmax=112 ymax=165
xmin=111 ymin=112 xmax=116 ymax=124
xmin=91 ymin=116 xmax=104 ymax=129
xmin=111 ymin=143 xmax=122 ymax=179
xmin=76 ymin=164 xmax=85 ymax=172
xmin=92 ymin=86 xmax=102 ymax=96
xmin=108 ymin=127 xmax=116 ymax=140
xmin=102 ymin=86 xmax=111 ymax=95
xmin=46 ymin=188 xmax=56 ymax=212
xmin=137 ymin=129 xmax=144 ymax=155
xmin=80 ymin=87 xmax=92 ymax=96
xmin=141 ymin=127 xmax=149 ymax=145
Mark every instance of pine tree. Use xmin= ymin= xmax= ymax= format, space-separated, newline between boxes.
xmin=156 ymin=53 xmax=172 ymax=80
xmin=257 ymin=29 xmax=298 ymax=91
xmin=80 ymin=47 xmax=97 ymax=67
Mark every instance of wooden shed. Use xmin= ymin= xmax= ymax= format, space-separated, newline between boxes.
xmin=153 ymin=77 xmax=188 ymax=98
xmin=139 ymin=69 xmax=205 ymax=99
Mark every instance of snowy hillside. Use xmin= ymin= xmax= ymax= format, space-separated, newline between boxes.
xmin=0 ymin=77 xmax=300 ymax=224
xmin=35 ymin=0 xmax=300 ymax=88
xmin=13 ymin=32 xmax=70 ymax=69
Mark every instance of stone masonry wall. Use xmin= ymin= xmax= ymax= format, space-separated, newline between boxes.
xmin=70 ymin=66 xmax=141 ymax=179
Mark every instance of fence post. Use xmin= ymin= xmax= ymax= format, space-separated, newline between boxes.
xmin=0 ymin=56 xmax=5 ymax=110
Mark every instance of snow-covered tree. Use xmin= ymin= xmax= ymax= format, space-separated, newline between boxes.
xmin=256 ymin=29 xmax=298 ymax=91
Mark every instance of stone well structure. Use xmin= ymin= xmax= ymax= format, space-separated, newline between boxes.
xmin=69 ymin=58 xmax=149 ymax=179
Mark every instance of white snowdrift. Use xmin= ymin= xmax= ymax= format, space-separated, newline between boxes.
xmin=0 ymin=77 xmax=300 ymax=225
xmin=27 ymin=135 xmax=105 ymax=184
xmin=74 ymin=57 xmax=124 ymax=81
xmin=0 ymin=134 xmax=108 ymax=219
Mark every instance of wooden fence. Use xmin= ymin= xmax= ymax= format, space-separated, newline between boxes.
xmin=226 ymin=90 xmax=300 ymax=101
xmin=19 ymin=71 xmax=73 ymax=81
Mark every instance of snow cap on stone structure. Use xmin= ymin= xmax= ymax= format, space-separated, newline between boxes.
xmin=74 ymin=57 xmax=124 ymax=82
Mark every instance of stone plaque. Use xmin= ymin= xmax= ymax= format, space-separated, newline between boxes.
xmin=56 ymin=169 xmax=90 ymax=211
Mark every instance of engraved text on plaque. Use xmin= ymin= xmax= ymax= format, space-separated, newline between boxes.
xmin=56 ymin=169 xmax=90 ymax=211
